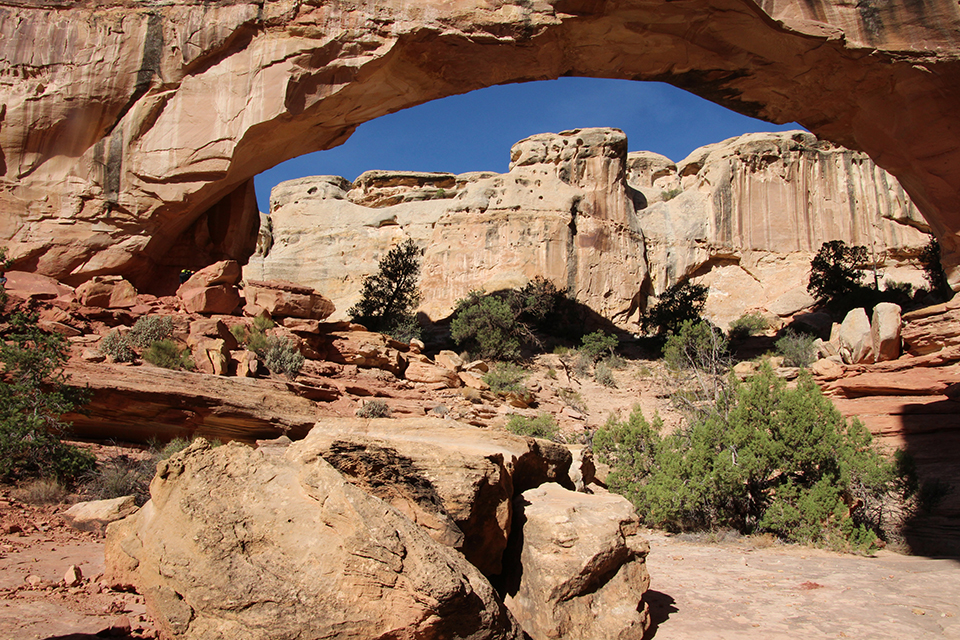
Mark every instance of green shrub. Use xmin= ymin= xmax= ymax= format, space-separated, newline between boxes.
xmin=594 ymin=361 xmax=617 ymax=388
xmin=644 ymin=280 xmax=709 ymax=335
xmin=127 ymin=315 xmax=175 ymax=349
xmin=252 ymin=315 xmax=275 ymax=333
xmin=775 ymin=330 xmax=817 ymax=368
xmin=728 ymin=312 xmax=767 ymax=341
xmin=512 ymin=276 xmax=566 ymax=328
xmin=349 ymin=238 xmax=424 ymax=341
xmin=663 ymin=320 xmax=733 ymax=422
xmin=661 ymin=188 xmax=682 ymax=201
xmin=603 ymin=353 xmax=627 ymax=370
xmin=99 ymin=330 xmax=136 ymax=363
xmin=506 ymin=413 xmax=558 ymax=439
xmin=482 ymin=362 xmax=528 ymax=396
xmin=580 ymin=331 xmax=618 ymax=362
xmin=594 ymin=367 xmax=897 ymax=550
xmin=230 ymin=324 xmax=248 ymax=344
xmin=0 ymin=265 xmax=96 ymax=484
xmin=357 ymin=399 xmax=391 ymax=418
xmin=143 ymin=339 xmax=193 ymax=370
xmin=572 ymin=351 xmax=592 ymax=378
xmin=263 ymin=336 xmax=304 ymax=378
xmin=451 ymin=292 xmax=523 ymax=361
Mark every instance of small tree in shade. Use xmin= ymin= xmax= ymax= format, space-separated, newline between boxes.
xmin=807 ymin=240 xmax=868 ymax=304
xmin=644 ymin=280 xmax=709 ymax=335
xmin=349 ymin=239 xmax=424 ymax=341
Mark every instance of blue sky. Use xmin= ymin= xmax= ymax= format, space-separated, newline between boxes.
xmin=255 ymin=78 xmax=803 ymax=212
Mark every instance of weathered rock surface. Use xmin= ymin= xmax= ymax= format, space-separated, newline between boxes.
xmin=243 ymin=280 xmax=335 ymax=320
xmin=105 ymin=440 xmax=526 ymax=640
xmin=902 ymin=295 xmax=960 ymax=355
xmin=293 ymin=417 xmax=574 ymax=577
xmin=502 ymin=484 xmax=651 ymax=640
xmin=3 ymin=0 xmax=960 ymax=293
xmin=629 ymin=132 xmax=930 ymax=326
xmin=248 ymin=130 xmax=929 ymax=329
xmin=61 ymin=361 xmax=331 ymax=444
xmin=247 ymin=128 xmax=647 ymax=323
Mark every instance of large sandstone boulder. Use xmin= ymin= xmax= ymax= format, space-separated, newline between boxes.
xmin=838 ymin=308 xmax=875 ymax=364
xmin=105 ymin=440 xmax=526 ymax=640
xmin=75 ymin=276 xmax=138 ymax=309
xmin=871 ymin=302 xmax=902 ymax=362
xmin=244 ymin=280 xmax=335 ymax=320
xmin=502 ymin=484 xmax=651 ymax=640
xmin=294 ymin=417 xmax=574 ymax=577
xmin=176 ymin=260 xmax=244 ymax=315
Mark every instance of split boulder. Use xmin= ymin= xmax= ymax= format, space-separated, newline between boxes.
xmin=105 ymin=440 xmax=526 ymax=640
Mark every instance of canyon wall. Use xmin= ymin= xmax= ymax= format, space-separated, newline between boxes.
xmin=246 ymin=129 xmax=930 ymax=329
xmin=1 ymin=0 xmax=960 ymax=291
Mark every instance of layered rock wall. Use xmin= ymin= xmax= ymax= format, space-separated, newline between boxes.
xmin=248 ymin=130 xmax=929 ymax=329
xmin=2 ymin=0 xmax=960 ymax=289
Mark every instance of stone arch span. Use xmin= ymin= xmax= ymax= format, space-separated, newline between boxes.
xmin=2 ymin=0 xmax=960 ymax=291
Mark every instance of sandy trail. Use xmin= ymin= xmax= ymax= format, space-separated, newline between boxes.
xmin=643 ymin=531 xmax=960 ymax=639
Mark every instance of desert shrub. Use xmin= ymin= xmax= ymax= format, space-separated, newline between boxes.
xmin=252 ymin=315 xmax=275 ymax=333
xmin=775 ymin=330 xmax=817 ymax=368
xmin=506 ymin=413 xmax=558 ymax=440
xmin=558 ymin=388 xmax=587 ymax=414
xmin=728 ymin=312 xmax=767 ymax=341
xmin=644 ymin=280 xmax=709 ymax=335
xmin=230 ymin=324 xmax=248 ymax=344
xmin=594 ymin=361 xmax=617 ymax=388
xmin=349 ymin=238 xmax=424 ymax=341
xmin=143 ymin=339 xmax=193 ymax=370
xmin=451 ymin=292 xmax=523 ymax=361
xmin=603 ymin=353 xmax=627 ymax=370
xmin=661 ymin=188 xmax=682 ymax=201
xmin=663 ymin=320 xmax=732 ymax=422
xmin=357 ymin=399 xmax=391 ymax=418
xmin=127 ymin=315 xmax=174 ymax=349
xmin=918 ymin=237 xmax=952 ymax=301
xmin=0 ymin=263 xmax=96 ymax=483
xmin=99 ymin=330 xmax=136 ymax=363
xmin=883 ymin=279 xmax=914 ymax=298
xmin=546 ymin=368 xmax=557 ymax=380
xmin=83 ymin=457 xmax=153 ymax=504
xmin=262 ymin=336 xmax=304 ymax=378
xmin=593 ymin=367 xmax=897 ymax=550
xmin=571 ymin=351 xmax=592 ymax=378
xmin=807 ymin=240 xmax=868 ymax=305
xmin=482 ymin=362 xmax=528 ymax=396
xmin=580 ymin=331 xmax=618 ymax=362
xmin=512 ymin=276 xmax=566 ymax=328
xmin=14 ymin=478 xmax=70 ymax=505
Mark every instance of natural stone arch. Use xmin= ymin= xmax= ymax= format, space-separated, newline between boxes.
xmin=2 ymin=0 xmax=959 ymax=291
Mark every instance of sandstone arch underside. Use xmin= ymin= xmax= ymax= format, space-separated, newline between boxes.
xmin=2 ymin=0 xmax=960 ymax=291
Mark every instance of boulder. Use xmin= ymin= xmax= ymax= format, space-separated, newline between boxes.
xmin=177 ymin=284 xmax=242 ymax=315
xmin=105 ymin=440 xmax=525 ymax=640
xmin=295 ymin=417 xmax=574 ymax=577
xmin=180 ymin=261 xmax=241 ymax=289
xmin=838 ymin=308 xmax=875 ymax=364
xmin=75 ymin=276 xmax=138 ymax=309
xmin=810 ymin=358 xmax=844 ymax=381
xmin=230 ymin=350 xmax=259 ymax=378
xmin=405 ymin=361 xmax=461 ymax=387
xmin=62 ymin=496 xmax=139 ymax=533
xmin=435 ymin=350 xmax=465 ymax=371
xmin=871 ymin=302 xmax=902 ymax=363
xmin=244 ymin=280 xmax=335 ymax=320
xmin=3 ymin=271 xmax=73 ymax=302
xmin=188 ymin=338 xmax=229 ymax=376
xmin=316 ymin=331 xmax=406 ymax=376
xmin=189 ymin=318 xmax=239 ymax=350
xmin=502 ymin=483 xmax=650 ymax=640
